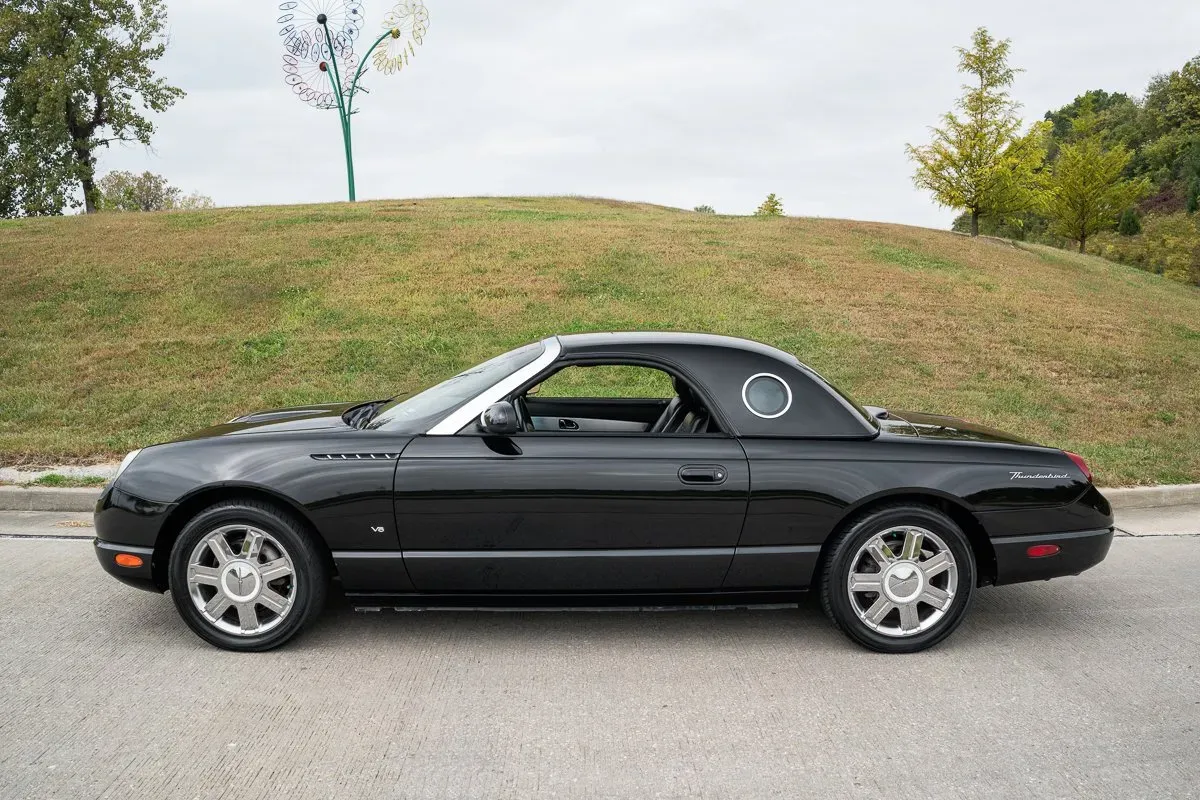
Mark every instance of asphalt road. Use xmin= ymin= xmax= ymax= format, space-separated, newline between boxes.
xmin=0 ymin=520 xmax=1197 ymax=799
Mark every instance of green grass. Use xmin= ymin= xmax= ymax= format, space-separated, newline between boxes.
xmin=13 ymin=474 xmax=110 ymax=488
xmin=2 ymin=197 xmax=1200 ymax=485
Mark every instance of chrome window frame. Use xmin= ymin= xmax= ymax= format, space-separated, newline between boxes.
xmin=426 ymin=337 xmax=563 ymax=435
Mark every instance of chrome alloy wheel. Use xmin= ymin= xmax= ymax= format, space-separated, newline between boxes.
xmin=845 ymin=526 xmax=958 ymax=637
xmin=186 ymin=524 xmax=296 ymax=636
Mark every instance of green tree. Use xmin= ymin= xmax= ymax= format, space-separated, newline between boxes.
xmin=1042 ymin=113 xmax=1152 ymax=252
xmin=754 ymin=193 xmax=783 ymax=217
xmin=96 ymin=170 xmax=213 ymax=212
xmin=0 ymin=0 xmax=184 ymax=215
xmin=907 ymin=27 xmax=1049 ymax=236
xmin=1117 ymin=208 xmax=1142 ymax=235
xmin=693 ymin=204 xmax=715 ymax=214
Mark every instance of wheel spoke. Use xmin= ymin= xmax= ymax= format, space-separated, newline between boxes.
xmin=900 ymin=529 xmax=924 ymax=561
xmin=241 ymin=530 xmax=265 ymax=561
xmin=207 ymin=535 xmax=235 ymax=565
xmin=204 ymin=593 xmax=231 ymax=620
xmin=848 ymin=573 xmax=883 ymax=592
xmin=921 ymin=551 xmax=952 ymax=579
xmin=919 ymin=585 xmax=951 ymax=611
xmin=866 ymin=537 xmax=895 ymax=568
xmin=257 ymin=587 xmax=289 ymax=615
xmin=864 ymin=596 xmax=895 ymax=625
xmin=188 ymin=564 xmax=221 ymax=587
xmin=259 ymin=558 xmax=293 ymax=583
xmin=897 ymin=602 xmax=920 ymax=632
xmin=236 ymin=602 xmax=259 ymax=633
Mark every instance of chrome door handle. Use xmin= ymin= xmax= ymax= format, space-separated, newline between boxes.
xmin=558 ymin=418 xmax=579 ymax=431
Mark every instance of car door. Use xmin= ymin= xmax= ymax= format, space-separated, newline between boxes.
xmin=393 ymin=432 xmax=749 ymax=593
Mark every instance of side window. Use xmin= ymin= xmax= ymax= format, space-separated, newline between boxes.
xmin=533 ymin=365 xmax=674 ymax=399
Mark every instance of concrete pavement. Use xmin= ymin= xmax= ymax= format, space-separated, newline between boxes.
xmin=0 ymin=513 xmax=1197 ymax=798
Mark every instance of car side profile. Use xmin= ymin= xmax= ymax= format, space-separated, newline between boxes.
xmin=94 ymin=332 xmax=1113 ymax=653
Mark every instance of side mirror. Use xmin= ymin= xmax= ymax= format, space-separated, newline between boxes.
xmin=480 ymin=401 xmax=520 ymax=435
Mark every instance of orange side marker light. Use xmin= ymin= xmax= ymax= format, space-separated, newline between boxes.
xmin=114 ymin=553 xmax=144 ymax=568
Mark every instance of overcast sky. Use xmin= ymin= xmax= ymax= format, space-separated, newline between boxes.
xmin=97 ymin=0 xmax=1200 ymax=228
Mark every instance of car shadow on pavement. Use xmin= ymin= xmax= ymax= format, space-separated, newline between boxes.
xmin=278 ymin=580 xmax=1100 ymax=654
xmin=97 ymin=579 xmax=1100 ymax=654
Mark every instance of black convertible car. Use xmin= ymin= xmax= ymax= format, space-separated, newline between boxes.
xmin=95 ymin=332 xmax=1113 ymax=653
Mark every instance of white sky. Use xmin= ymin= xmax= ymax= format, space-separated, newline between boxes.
xmin=96 ymin=0 xmax=1200 ymax=228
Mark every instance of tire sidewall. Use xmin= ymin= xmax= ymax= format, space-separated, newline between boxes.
xmin=825 ymin=506 xmax=976 ymax=654
xmin=168 ymin=502 xmax=326 ymax=652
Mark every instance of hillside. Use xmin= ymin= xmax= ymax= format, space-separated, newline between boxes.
xmin=2 ymin=196 xmax=1199 ymax=485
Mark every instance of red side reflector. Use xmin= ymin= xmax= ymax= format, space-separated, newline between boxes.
xmin=1026 ymin=544 xmax=1060 ymax=558
xmin=1064 ymin=451 xmax=1093 ymax=483
xmin=114 ymin=553 xmax=144 ymax=568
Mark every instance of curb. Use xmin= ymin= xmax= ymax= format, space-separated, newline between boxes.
xmin=0 ymin=486 xmax=101 ymax=512
xmin=1104 ymin=484 xmax=1200 ymax=510
xmin=3 ymin=482 xmax=1200 ymax=514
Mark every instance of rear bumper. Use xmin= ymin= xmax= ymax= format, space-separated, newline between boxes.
xmin=992 ymin=527 xmax=1114 ymax=585
xmin=93 ymin=539 xmax=161 ymax=593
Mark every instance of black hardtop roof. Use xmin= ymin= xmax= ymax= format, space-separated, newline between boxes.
xmin=555 ymin=331 xmax=798 ymax=363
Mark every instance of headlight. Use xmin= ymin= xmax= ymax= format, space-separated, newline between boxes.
xmin=112 ymin=449 xmax=142 ymax=483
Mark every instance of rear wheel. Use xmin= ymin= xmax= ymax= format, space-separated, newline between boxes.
xmin=168 ymin=500 xmax=328 ymax=652
xmin=819 ymin=504 xmax=975 ymax=653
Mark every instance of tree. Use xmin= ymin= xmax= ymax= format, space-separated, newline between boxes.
xmin=1117 ymin=208 xmax=1142 ymax=236
xmin=1042 ymin=113 xmax=1151 ymax=252
xmin=96 ymin=170 xmax=213 ymax=212
xmin=907 ymin=27 xmax=1048 ymax=236
xmin=754 ymin=193 xmax=783 ymax=217
xmin=0 ymin=0 xmax=184 ymax=215
xmin=693 ymin=204 xmax=716 ymax=214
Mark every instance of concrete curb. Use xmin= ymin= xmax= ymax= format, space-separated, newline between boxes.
xmin=3 ymin=482 xmax=1200 ymax=514
xmin=0 ymin=486 xmax=100 ymax=512
xmin=1104 ymin=484 xmax=1200 ymax=510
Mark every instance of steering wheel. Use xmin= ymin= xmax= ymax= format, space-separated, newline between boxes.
xmin=513 ymin=395 xmax=535 ymax=432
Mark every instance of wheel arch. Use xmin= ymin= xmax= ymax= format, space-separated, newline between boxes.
xmin=819 ymin=489 xmax=997 ymax=587
xmin=151 ymin=483 xmax=334 ymax=590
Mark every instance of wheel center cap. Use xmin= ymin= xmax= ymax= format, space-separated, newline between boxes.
xmin=221 ymin=561 xmax=262 ymax=602
xmin=883 ymin=562 xmax=924 ymax=603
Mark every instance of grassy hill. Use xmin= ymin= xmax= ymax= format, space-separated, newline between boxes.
xmin=2 ymin=196 xmax=1199 ymax=485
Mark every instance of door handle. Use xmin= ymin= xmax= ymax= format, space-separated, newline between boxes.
xmin=679 ymin=464 xmax=727 ymax=484
xmin=558 ymin=418 xmax=579 ymax=431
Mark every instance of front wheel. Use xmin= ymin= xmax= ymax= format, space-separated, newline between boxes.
xmin=168 ymin=500 xmax=329 ymax=652
xmin=819 ymin=504 xmax=975 ymax=653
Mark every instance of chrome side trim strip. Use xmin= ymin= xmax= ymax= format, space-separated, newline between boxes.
xmin=401 ymin=547 xmax=737 ymax=559
xmin=426 ymin=337 xmax=563 ymax=435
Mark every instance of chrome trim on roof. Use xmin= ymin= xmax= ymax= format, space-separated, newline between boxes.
xmin=426 ymin=337 xmax=563 ymax=435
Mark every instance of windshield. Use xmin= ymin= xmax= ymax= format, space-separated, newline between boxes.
xmin=366 ymin=341 xmax=545 ymax=433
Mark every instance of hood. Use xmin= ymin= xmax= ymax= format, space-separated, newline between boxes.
xmin=884 ymin=409 xmax=1038 ymax=446
xmin=175 ymin=402 xmax=363 ymax=442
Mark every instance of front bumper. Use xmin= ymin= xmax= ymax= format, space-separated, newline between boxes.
xmin=992 ymin=527 xmax=1114 ymax=585
xmin=94 ymin=539 xmax=161 ymax=593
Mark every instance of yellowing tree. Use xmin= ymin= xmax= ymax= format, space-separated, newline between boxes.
xmin=1042 ymin=111 xmax=1151 ymax=252
xmin=754 ymin=193 xmax=783 ymax=216
xmin=907 ymin=28 xmax=1049 ymax=236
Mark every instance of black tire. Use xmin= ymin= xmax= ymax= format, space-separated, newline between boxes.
xmin=819 ymin=504 xmax=975 ymax=654
xmin=168 ymin=499 xmax=329 ymax=652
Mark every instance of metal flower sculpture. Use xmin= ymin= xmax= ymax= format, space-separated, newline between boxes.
xmin=276 ymin=1 xmax=430 ymax=200
xmin=373 ymin=2 xmax=430 ymax=74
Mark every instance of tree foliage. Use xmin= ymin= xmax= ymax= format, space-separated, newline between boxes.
xmin=0 ymin=0 xmax=184 ymax=216
xmin=96 ymin=170 xmax=214 ymax=212
xmin=1117 ymin=208 xmax=1142 ymax=236
xmin=693 ymin=204 xmax=715 ymax=214
xmin=754 ymin=193 xmax=783 ymax=217
xmin=1041 ymin=111 xmax=1151 ymax=251
xmin=907 ymin=28 xmax=1048 ymax=235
